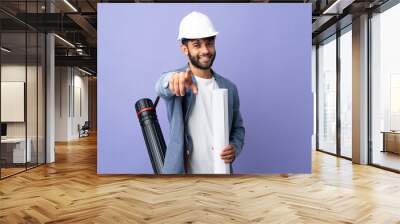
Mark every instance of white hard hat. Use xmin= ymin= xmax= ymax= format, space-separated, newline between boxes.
xmin=177 ymin=11 xmax=218 ymax=40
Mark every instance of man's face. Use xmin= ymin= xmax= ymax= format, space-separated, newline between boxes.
xmin=182 ymin=37 xmax=216 ymax=70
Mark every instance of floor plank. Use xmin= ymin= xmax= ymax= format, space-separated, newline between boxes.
xmin=1 ymin=134 xmax=400 ymax=223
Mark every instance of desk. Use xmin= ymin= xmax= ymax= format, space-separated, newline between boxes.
xmin=381 ymin=131 xmax=400 ymax=154
xmin=1 ymin=138 xmax=32 ymax=163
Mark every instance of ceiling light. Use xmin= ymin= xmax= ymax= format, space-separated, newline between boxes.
xmin=322 ymin=0 xmax=354 ymax=15
xmin=63 ymin=0 xmax=78 ymax=12
xmin=1 ymin=47 xmax=11 ymax=53
xmin=78 ymin=67 xmax=93 ymax=76
xmin=54 ymin=34 xmax=75 ymax=48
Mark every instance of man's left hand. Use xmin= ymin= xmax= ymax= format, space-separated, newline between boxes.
xmin=220 ymin=144 xmax=236 ymax=164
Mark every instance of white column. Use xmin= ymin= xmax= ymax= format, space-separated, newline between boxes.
xmin=46 ymin=32 xmax=55 ymax=163
xmin=45 ymin=0 xmax=55 ymax=163
xmin=352 ymin=14 xmax=369 ymax=164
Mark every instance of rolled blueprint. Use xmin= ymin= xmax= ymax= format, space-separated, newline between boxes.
xmin=135 ymin=97 xmax=166 ymax=174
xmin=212 ymin=89 xmax=231 ymax=174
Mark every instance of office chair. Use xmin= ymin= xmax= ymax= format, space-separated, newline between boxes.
xmin=78 ymin=121 xmax=90 ymax=138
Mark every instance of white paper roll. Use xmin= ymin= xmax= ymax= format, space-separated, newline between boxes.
xmin=212 ymin=89 xmax=230 ymax=174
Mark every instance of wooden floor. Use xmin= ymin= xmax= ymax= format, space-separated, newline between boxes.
xmin=1 ymin=167 xmax=26 ymax=178
xmin=1 ymin=135 xmax=400 ymax=223
xmin=372 ymin=151 xmax=400 ymax=171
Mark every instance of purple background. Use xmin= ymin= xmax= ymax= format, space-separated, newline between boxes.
xmin=98 ymin=3 xmax=312 ymax=174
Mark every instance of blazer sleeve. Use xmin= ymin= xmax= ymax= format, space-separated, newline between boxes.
xmin=155 ymin=72 xmax=175 ymax=99
xmin=229 ymin=84 xmax=245 ymax=157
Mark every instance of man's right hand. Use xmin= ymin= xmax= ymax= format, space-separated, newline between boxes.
xmin=168 ymin=68 xmax=198 ymax=96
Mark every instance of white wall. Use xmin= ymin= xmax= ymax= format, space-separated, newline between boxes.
xmin=55 ymin=66 xmax=69 ymax=141
xmin=55 ymin=66 xmax=89 ymax=141
xmin=71 ymin=72 xmax=89 ymax=138
xmin=1 ymin=65 xmax=41 ymax=138
xmin=1 ymin=65 xmax=26 ymax=132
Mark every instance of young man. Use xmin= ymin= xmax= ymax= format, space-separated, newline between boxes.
xmin=155 ymin=11 xmax=245 ymax=174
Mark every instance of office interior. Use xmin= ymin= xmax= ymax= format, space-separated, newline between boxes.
xmin=0 ymin=0 xmax=400 ymax=222
xmin=314 ymin=0 xmax=400 ymax=172
xmin=0 ymin=0 xmax=97 ymax=179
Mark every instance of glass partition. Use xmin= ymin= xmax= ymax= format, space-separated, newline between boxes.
xmin=1 ymin=31 xmax=28 ymax=177
xmin=27 ymin=30 xmax=38 ymax=169
xmin=0 ymin=1 xmax=46 ymax=179
xmin=317 ymin=35 xmax=337 ymax=155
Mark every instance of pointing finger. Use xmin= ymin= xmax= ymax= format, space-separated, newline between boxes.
xmin=179 ymin=73 xmax=185 ymax=96
xmin=173 ymin=74 xmax=180 ymax=96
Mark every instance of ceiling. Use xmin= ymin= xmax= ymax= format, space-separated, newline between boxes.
xmin=0 ymin=0 xmax=393 ymax=74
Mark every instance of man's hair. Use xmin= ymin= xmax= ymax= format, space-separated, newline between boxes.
xmin=181 ymin=36 xmax=216 ymax=46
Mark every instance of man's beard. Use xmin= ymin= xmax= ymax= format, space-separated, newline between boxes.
xmin=188 ymin=50 xmax=216 ymax=70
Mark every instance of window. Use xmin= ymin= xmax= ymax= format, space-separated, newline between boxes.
xmin=370 ymin=2 xmax=400 ymax=171
xmin=339 ymin=27 xmax=352 ymax=158
xmin=318 ymin=35 xmax=337 ymax=154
